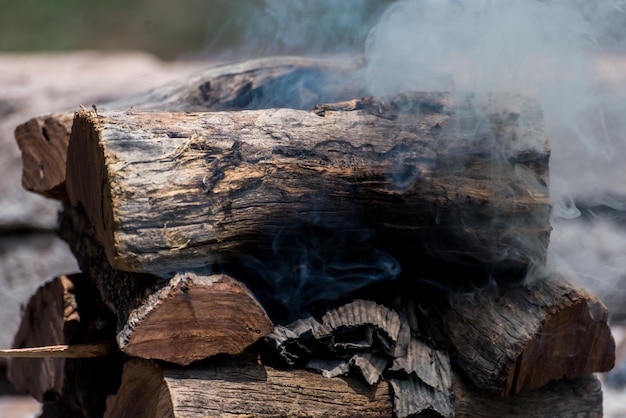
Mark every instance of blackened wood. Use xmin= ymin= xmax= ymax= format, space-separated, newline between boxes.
xmin=442 ymin=277 xmax=615 ymax=396
xmin=65 ymin=92 xmax=550 ymax=280
xmin=15 ymin=56 xmax=364 ymax=201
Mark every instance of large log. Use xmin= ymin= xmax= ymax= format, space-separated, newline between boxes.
xmin=15 ymin=56 xmax=364 ymax=200
xmin=439 ymin=277 xmax=615 ymax=397
xmin=66 ymin=93 xmax=551 ymax=288
xmin=103 ymin=356 xmax=603 ymax=418
xmin=59 ymin=204 xmax=274 ymax=365
xmin=7 ymin=274 xmax=121 ymax=417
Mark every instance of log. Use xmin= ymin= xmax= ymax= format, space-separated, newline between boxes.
xmin=65 ymin=92 xmax=551 ymax=287
xmin=440 ymin=277 xmax=615 ymax=397
xmin=15 ymin=56 xmax=364 ymax=200
xmin=452 ymin=373 xmax=603 ymax=418
xmin=104 ymin=356 xmax=394 ymax=418
xmin=59 ymin=203 xmax=274 ymax=365
xmin=103 ymin=356 xmax=603 ymax=418
xmin=7 ymin=274 xmax=122 ymax=417
xmin=14 ymin=113 xmax=74 ymax=200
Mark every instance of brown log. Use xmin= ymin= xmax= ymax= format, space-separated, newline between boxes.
xmin=441 ymin=277 xmax=615 ymax=397
xmin=7 ymin=274 xmax=121 ymax=417
xmin=14 ymin=56 xmax=364 ymax=200
xmin=65 ymin=92 xmax=551 ymax=282
xmin=103 ymin=356 xmax=603 ymax=418
xmin=59 ymin=204 xmax=274 ymax=365
xmin=14 ymin=113 xmax=74 ymax=200
xmin=104 ymin=356 xmax=394 ymax=418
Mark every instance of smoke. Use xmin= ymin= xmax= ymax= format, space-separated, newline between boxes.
xmin=364 ymin=0 xmax=626 ymax=200
xmin=203 ymin=0 xmax=391 ymax=58
xmin=241 ymin=227 xmax=401 ymax=317
xmin=362 ymin=0 xmax=626 ymax=312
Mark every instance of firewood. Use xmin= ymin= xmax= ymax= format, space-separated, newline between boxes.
xmin=14 ymin=113 xmax=74 ymax=200
xmin=103 ymin=356 xmax=603 ymax=418
xmin=103 ymin=356 xmax=394 ymax=418
xmin=7 ymin=274 xmax=121 ymax=417
xmin=59 ymin=204 xmax=274 ymax=365
xmin=65 ymin=92 xmax=550 ymax=282
xmin=14 ymin=56 xmax=364 ymax=201
xmin=440 ymin=277 xmax=615 ymax=397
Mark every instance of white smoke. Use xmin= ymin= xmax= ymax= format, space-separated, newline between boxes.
xmin=364 ymin=0 xmax=626 ymax=318
xmin=364 ymin=0 xmax=626 ymax=200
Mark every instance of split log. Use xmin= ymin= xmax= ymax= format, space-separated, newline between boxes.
xmin=59 ymin=204 xmax=274 ymax=365
xmin=440 ymin=277 xmax=615 ymax=397
xmin=103 ymin=356 xmax=603 ymax=418
xmin=15 ymin=56 xmax=364 ymax=200
xmin=7 ymin=274 xmax=121 ymax=417
xmin=66 ymin=92 xmax=551 ymax=285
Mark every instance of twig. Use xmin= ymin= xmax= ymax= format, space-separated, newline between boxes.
xmin=0 ymin=342 xmax=115 ymax=358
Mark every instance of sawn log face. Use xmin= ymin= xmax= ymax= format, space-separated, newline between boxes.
xmin=66 ymin=92 xmax=551 ymax=285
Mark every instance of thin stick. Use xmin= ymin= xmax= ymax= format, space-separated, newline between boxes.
xmin=0 ymin=342 xmax=115 ymax=358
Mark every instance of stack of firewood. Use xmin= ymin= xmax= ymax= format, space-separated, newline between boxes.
xmin=6 ymin=56 xmax=615 ymax=418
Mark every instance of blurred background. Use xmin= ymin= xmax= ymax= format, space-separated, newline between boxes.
xmin=0 ymin=0 xmax=393 ymax=60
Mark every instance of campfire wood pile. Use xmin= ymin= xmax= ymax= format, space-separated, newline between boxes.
xmin=7 ymin=56 xmax=615 ymax=418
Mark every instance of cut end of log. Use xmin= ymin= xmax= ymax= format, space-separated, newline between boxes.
xmin=119 ymin=273 xmax=274 ymax=365
xmin=503 ymin=282 xmax=615 ymax=396
xmin=66 ymin=110 xmax=120 ymax=267
xmin=15 ymin=114 xmax=73 ymax=200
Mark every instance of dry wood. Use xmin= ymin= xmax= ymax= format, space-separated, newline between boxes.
xmin=66 ymin=92 xmax=550 ymax=280
xmin=104 ymin=356 xmax=394 ymax=418
xmin=14 ymin=113 xmax=74 ymax=199
xmin=0 ymin=343 xmax=114 ymax=358
xmin=7 ymin=274 xmax=121 ymax=417
xmin=15 ymin=56 xmax=364 ymax=200
xmin=441 ymin=277 xmax=615 ymax=397
xmin=104 ymin=356 xmax=603 ymax=418
xmin=59 ymin=204 xmax=274 ymax=365
xmin=267 ymin=299 xmax=453 ymax=417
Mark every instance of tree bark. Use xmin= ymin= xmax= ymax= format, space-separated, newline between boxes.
xmin=7 ymin=274 xmax=122 ymax=417
xmin=103 ymin=356 xmax=603 ymax=418
xmin=59 ymin=204 xmax=274 ymax=365
xmin=15 ymin=56 xmax=364 ymax=201
xmin=441 ymin=277 xmax=615 ymax=397
xmin=66 ymin=92 xmax=551 ymax=283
